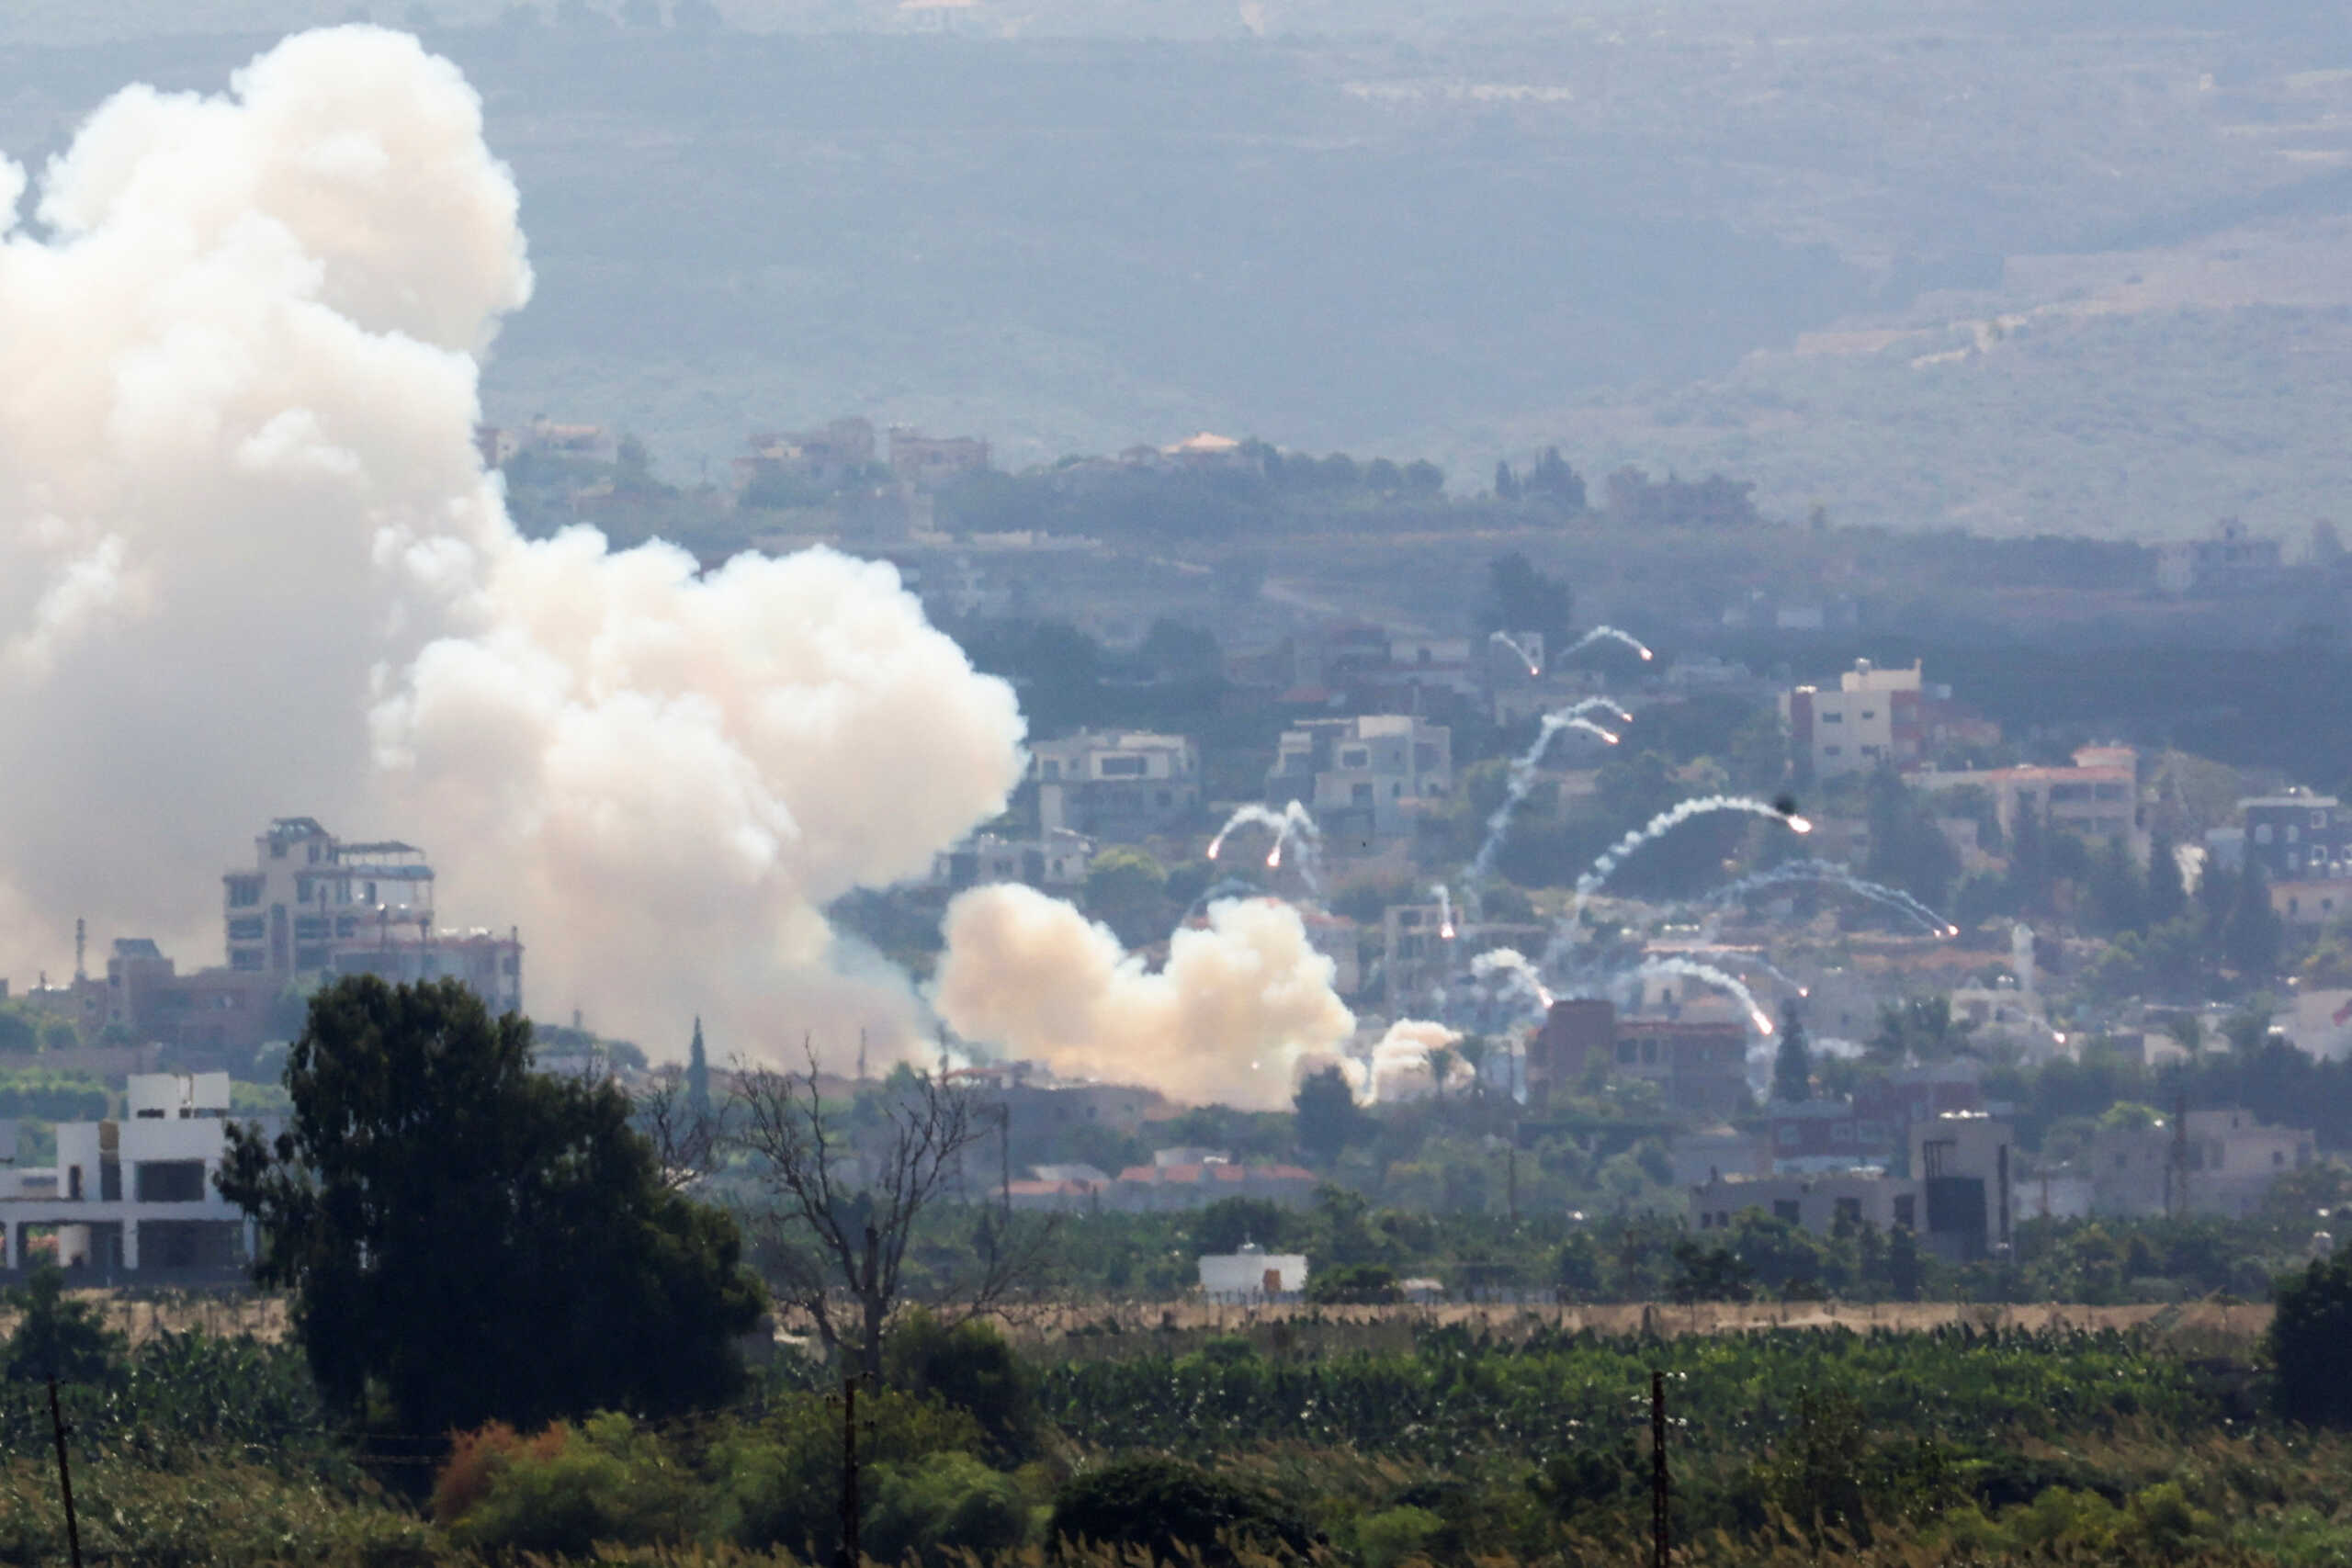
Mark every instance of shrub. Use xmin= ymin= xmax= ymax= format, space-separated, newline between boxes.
xmin=1306 ymin=1263 xmax=1402 ymax=1305
xmin=865 ymin=1450 xmax=1031 ymax=1562
xmin=1355 ymin=1505 xmax=1445 ymax=1568
xmin=1052 ymin=1453 xmax=1316 ymax=1565
xmin=435 ymin=1414 xmax=692 ymax=1558
xmin=2270 ymin=1251 xmax=2352 ymax=1425
xmin=712 ymin=1387 xmax=989 ymax=1557
xmin=2 ymin=1263 xmax=125 ymax=1385
xmin=886 ymin=1309 xmax=1040 ymax=1461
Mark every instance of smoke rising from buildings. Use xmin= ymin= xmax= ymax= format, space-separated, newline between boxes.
xmin=933 ymin=886 xmax=1356 ymax=1110
xmin=1367 ymin=1017 xmax=1468 ymax=1103
xmin=0 ymin=27 xmax=1026 ymax=1060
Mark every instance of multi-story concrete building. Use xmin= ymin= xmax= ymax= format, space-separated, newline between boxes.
xmin=1269 ymin=716 xmax=1451 ymax=840
xmin=1914 ymin=745 xmax=2143 ymax=858
xmin=887 ymin=428 xmax=990 ymax=489
xmin=2241 ymin=789 xmax=2352 ymax=882
xmin=0 ymin=1074 xmax=259 ymax=1278
xmin=929 ymin=829 xmax=1094 ymax=893
xmin=2156 ymin=519 xmax=2285 ymax=595
xmin=2086 ymin=1108 xmax=2315 ymax=1220
xmin=1781 ymin=659 xmax=1927 ymax=781
xmin=1032 ymin=731 xmax=1201 ymax=840
xmin=1691 ymin=1110 xmax=2015 ymax=1262
xmin=1522 ymin=996 xmax=1755 ymax=1119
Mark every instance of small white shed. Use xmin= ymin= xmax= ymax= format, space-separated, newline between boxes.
xmin=1197 ymin=1243 xmax=1307 ymax=1300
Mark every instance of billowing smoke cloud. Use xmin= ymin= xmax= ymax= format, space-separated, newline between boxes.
xmin=1367 ymin=1018 xmax=1468 ymax=1103
xmin=932 ymin=887 xmax=1355 ymax=1110
xmin=0 ymin=28 xmax=1024 ymax=1058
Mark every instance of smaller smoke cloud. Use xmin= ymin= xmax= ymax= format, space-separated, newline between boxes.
xmin=1367 ymin=1018 xmax=1467 ymax=1103
xmin=932 ymin=886 xmax=1354 ymax=1110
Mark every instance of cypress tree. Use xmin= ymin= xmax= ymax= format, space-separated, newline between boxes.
xmin=687 ymin=1014 xmax=711 ymax=1117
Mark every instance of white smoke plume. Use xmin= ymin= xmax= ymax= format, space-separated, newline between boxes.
xmin=0 ymin=28 xmax=1025 ymax=1061
xmin=932 ymin=886 xmax=1355 ymax=1110
xmin=1367 ymin=1017 xmax=1470 ymax=1103
xmin=1487 ymin=629 xmax=1541 ymax=676
xmin=1469 ymin=946 xmax=1553 ymax=1011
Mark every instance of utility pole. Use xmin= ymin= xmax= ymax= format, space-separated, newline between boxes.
xmin=48 ymin=1375 xmax=82 ymax=1568
xmin=1650 ymin=1370 xmax=1669 ymax=1568
xmin=2166 ymin=1089 xmax=2190 ymax=1221
xmin=1506 ymin=1142 xmax=1519 ymax=1226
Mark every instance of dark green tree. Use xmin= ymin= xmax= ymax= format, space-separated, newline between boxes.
xmin=1493 ymin=460 xmax=1521 ymax=501
xmin=686 ymin=1015 xmax=711 ymax=1118
xmin=1864 ymin=764 xmax=1960 ymax=910
xmin=1771 ymin=998 xmax=1812 ymax=1104
xmin=1667 ymin=1239 xmax=1754 ymax=1303
xmin=2270 ymin=1251 xmax=2352 ymax=1425
xmin=1292 ymin=1065 xmax=1364 ymax=1168
xmin=218 ymin=976 xmax=763 ymax=1435
xmin=2 ymin=1263 xmax=124 ymax=1384
xmin=2226 ymin=859 xmax=2284 ymax=977
xmin=1082 ymin=846 xmax=1170 ymax=947
xmin=2084 ymin=835 xmax=2148 ymax=936
xmin=1477 ymin=552 xmax=1574 ymax=656
xmin=1525 ymin=446 xmax=1587 ymax=511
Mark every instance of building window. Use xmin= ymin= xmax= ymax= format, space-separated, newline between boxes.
xmin=1042 ymin=760 xmax=1061 ymax=780
xmin=1823 ymin=745 xmax=1841 ymax=757
xmin=225 ymin=876 xmax=262 ymax=908
xmin=134 ymin=1160 xmax=207 ymax=1202
xmin=1860 ymin=709 xmax=1875 ymax=720
xmin=1351 ymin=783 xmax=1373 ymax=805
xmin=230 ymin=949 xmax=265 ymax=972
xmin=1820 ymin=712 xmax=1843 ymax=724
xmin=227 ymin=918 xmax=264 ymax=942
xmin=1773 ymin=1200 xmax=1801 ymax=1224
xmin=2290 ymin=825 xmax=2301 ymax=843
xmin=2256 ymin=824 xmax=2274 ymax=844
xmin=1340 ymin=748 xmax=1370 ymax=769
xmin=1097 ymin=756 xmax=1146 ymax=778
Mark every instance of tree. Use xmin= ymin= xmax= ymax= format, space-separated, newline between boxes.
xmin=2226 ymin=860 xmax=2284 ymax=977
xmin=1493 ymin=460 xmax=1521 ymax=502
xmin=732 ymin=1053 xmax=1055 ymax=1383
xmin=1870 ymin=996 xmax=1974 ymax=1065
xmin=2 ymin=1263 xmax=123 ymax=1384
xmin=687 ymin=1016 xmax=711 ymax=1119
xmin=1293 ymin=1065 xmax=1364 ymax=1168
xmin=1525 ymin=446 xmax=1586 ymax=511
xmin=2270 ymin=1251 xmax=2352 ymax=1425
xmin=1083 ymin=846 xmax=1170 ymax=946
xmin=1771 ymin=998 xmax=1812 ymax=1104
xmin=1477 ymin=551 xmax=1574 ymax=656
xmin=219 ymin=976 xmax=763 ymax=1435
xmin=1864 ymin=764 xmax=1960 ymax=911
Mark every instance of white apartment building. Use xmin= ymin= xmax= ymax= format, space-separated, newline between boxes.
xmin=1032 ymin=731 xmax=1201 ymax=840
xmin=0 ymin=1074 xmax=258 ymax=1276
xmin=1269 ymin=716 xmax=1452 ymax=838
xmin=1780 ymin=659 xmax=1925 ymax=780
xmin=930 ymin=829 xmax=1094 ymax=891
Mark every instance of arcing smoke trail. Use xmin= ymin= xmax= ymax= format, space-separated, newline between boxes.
xmin=1628 ymin=957 xmax=1774 ymax=1037
xmin=1698 ymin=858 xmax=1954 ymax=936
xmin=1487 ymin=629 xmax=1542 ymax=676
xmin=1575 ymin=797 xmax=1812 ymax=902
xmin=1206 ymin=799 xmax=1321 ymax=886
xmin=1466 ymin=700 xmax=1634 ymax=891
xmin=0 ymin=28 xmax=1034 ymax=1062
xmin=1565 ymin=626 xmax=1655 ymax=662
xmin=1469 ymin=946 xmax=1553 ymax=1010
xmin=933 ymin=886 xmax=1354 ymax=1109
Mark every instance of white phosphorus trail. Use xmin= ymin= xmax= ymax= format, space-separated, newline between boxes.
xmin=1206 ymin=799 xmax=1322 ymax=887
xmin=1466 ymin=701 xmax=1633 ymax=891
xmin=1631 ymin=956 xmax=1774 ymax=1036
xmin=1565 ymin=626 xmax=1655 ymax=662
xmin=1471 ymin=946 xmax=1554 ymax=1010
xmin=1698 ymin=858 xmax=1953 ymax=936
xmin=1487 ymin=629 xmax=1542 ymax=676
xmin=1432 ymin=884 xmax=1455 ymax=940
xmin=1575 ymin=796 xmax=1812 ymax=901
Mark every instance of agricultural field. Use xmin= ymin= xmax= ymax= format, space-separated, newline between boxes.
xmin=0 ymin=1294 xmax=2340 ymax=1567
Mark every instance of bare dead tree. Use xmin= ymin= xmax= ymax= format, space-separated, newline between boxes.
xmin=730 ymin=1046 xmax=1058 ymax=1382
xmin=636 ymin=1067 xmax=719 ymax=1190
